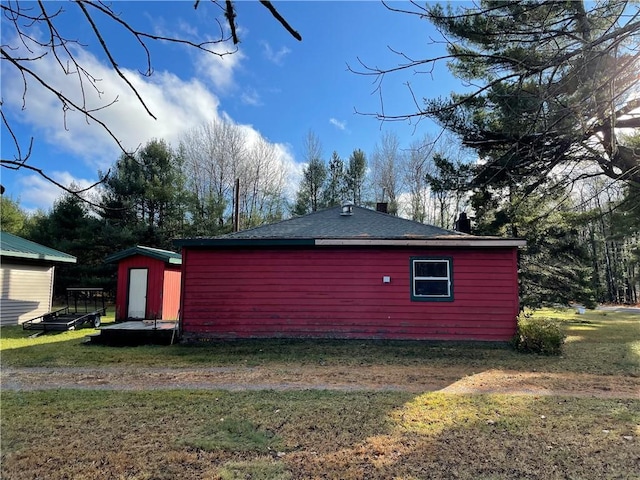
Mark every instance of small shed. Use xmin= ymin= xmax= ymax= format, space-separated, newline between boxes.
xmin=105 ymin=245 xmax=182 ymax=321
xmin=175 ymin=205 xmax=526 ymax=342
xmin=0 ymin=232 xmax=77 ymax=326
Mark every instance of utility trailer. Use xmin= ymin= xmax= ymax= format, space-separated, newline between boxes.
xmin=22 ymin=288 xmax=107 ymax=332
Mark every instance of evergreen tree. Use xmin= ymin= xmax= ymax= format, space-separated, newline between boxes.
xmin=293 ymin=131 xmax=327 ymax=215
xmin=323 ymin=151 xmax=346 ymax=207
xmin=425 ymin=155 xmax=473 ymax=229
xmin=363 ymin=1 xmax=640 ymax=191
xmin=346 ymin=149 xmax=367 ymax=206
xmin=587 ymin=185 xmax=640 ymax=304
xmin=99 ymin=139 xmax=187 ymax=249
xmin=470 ymin=188 xmax=596 ymax=308
xmin=426 ymin=1 xmax=640 ymax=192
xmin=26 ymin=192 xmax=112 ymax=296
xmin=293 ymin=156 xmax=327 ymax=215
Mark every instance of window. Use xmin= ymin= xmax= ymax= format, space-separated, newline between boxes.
xmin=410 ymin=257 xmax=453 ymax=301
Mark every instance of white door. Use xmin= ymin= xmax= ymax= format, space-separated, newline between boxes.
xmin=127 ymin=269 xmax=148 ymax=319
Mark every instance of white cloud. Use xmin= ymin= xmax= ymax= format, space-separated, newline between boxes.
xmin=150 ymin=12 xmax=242 ymax=91
xmin=1 ymin=32 xmax=300 ymax=211
xmin=16 ymin=172 xmax=96 ymax=213
xmin=175 ymin=19 xmax=200 ymax=39
xmin=261 ymin=41 xmax=291 ymax=65
xmin=1 ymin=34 xmax=249 ymax=165
xmin=2 ymin=42 xmax=225 ymax=171
xmin=241 ymin=88 xmax=263 ymax=106
xmin=329 ymin=118 xmax=348 ymax=132
xmin=194 ymin=46 xmax=245 ymax=91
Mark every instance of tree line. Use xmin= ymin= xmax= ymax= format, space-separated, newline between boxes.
xmin=0 ymin=120 xmax=468 ymax=297
xmin=2 ymin=1 xmax=638 ymax=307
xmin=3 ymin=121 xmax=637 ymax=306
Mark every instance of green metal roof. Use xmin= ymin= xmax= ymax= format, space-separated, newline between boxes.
xmin=0 ymin=232 xmax=77 ymax=263
xmin=104 ymin=245 xmax=182 ymax=265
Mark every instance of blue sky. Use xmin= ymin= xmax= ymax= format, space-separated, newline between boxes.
xmin=1 ymin=1 xmax=458 ymax=212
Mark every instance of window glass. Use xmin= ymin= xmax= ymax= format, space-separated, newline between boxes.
xmin=415 ymin=280 xmax=449 ymax=296
xmin=411 ymin=257 xmax=453 ymax=301
xmin=414 ymin=261 xmax=448 ymax=278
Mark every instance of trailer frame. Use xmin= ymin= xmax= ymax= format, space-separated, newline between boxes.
xmin=22 ymin=288 xmax=107 ymax=332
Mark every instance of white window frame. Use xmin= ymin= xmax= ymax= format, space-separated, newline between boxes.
xmin=410 ymin=257 xmax=453 ymax=302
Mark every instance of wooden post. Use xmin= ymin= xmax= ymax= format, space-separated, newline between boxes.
xmin=233 ymin=178 xmax=240 ymax=232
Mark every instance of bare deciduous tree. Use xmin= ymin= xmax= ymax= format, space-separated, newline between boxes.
xmin=369 ymin=131 xmax=404 ymax=215
xmin=402 ymin=135 xmax=435 ymax=223
xmin=180 ymin=118 xmax=289 ymax=233
xmin=239 ymin=136 xmax=288 ymax=227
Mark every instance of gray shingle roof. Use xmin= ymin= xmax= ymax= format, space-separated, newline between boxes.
xmin=0 ymin=232 xmax=77 ymax=263
xmin=222 ymin=205 xmax=464 ymax=240
xmin=175 ymin=206 xmax=526 ymax=248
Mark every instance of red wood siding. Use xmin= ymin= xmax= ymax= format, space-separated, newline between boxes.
xmin=162 ymin=266 xmax=182 ymax=320
xmin=181 ymin=247 xmax=520 ymax=341
xmin=115 ymin=255 xmax=165 ymax=320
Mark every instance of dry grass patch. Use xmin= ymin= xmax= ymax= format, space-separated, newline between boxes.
xmin=218 ymin=458 xmax=292 ymax=480
xmin=2 ymin=389 xmax=638 ymax=480
xmin=1 ymin=307 xmax=637 ymax=479
xmin=288 ymin=393 xmax=639 ymax=479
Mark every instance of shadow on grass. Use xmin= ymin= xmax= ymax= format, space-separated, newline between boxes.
xmin=1 ymin=308 xmax=638 ymax=376
xmin=0 ymin=328 xmax=72 ymax=340
xmin=294 ymin=392 xmax=640 ymax=479
xmin=1 ymin=309 xmax=636 ymax=478
xmin=1 ymin=388 xmax=638 ymax=480
xmin=0 ymin=328 xmax=516 ymax=369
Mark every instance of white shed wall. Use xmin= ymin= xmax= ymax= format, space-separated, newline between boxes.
xmin=0 ymin=262 xmax=54 ymax=325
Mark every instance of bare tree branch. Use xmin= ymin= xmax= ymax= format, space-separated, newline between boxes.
xmin=1 ymin=0 xmax=302 ymax=202
xmin=259 ymin=1 xmax=302 ymax=41
xmin=352 ymin=1 xmax=640 ymax=189
xmin=2 ymin=158 xmax=109 ymax=208
xmin=225 ymin=0 xmax=239 ymax=44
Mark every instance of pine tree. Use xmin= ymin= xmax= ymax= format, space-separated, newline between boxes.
xmin=293 ymin=157 xmax=327 ymax=215
xmin=99 ymin=139 xmax=187 ymax=249
xmin=346 ymin=149 xmax=367 ymax=206
xmin=323 ymin=151 xmax=346 ymax=207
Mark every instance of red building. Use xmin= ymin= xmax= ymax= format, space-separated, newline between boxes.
xmin=175 ymin=205 xmax=525 ymax=341
xmin=105 ymin=246 xmax=182 ymax=321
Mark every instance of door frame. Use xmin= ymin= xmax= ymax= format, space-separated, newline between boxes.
xmin=126 ymin=267 xmax=148 ymax=320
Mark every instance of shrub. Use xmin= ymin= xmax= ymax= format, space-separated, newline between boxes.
xmin=512 ymin=314 xmax=566 ymax=355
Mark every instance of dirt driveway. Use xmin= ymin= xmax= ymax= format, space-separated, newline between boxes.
xmin=2 ymin=364 xmax=638 ymax=399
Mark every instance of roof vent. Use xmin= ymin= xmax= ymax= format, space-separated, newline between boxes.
xmin=340 ymin=201 xmax=354 ymax=216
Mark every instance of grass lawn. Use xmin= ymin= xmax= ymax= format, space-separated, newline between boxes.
xmin=1 ymin=307 xmax=639 ymax=376
xmin=1 ymin=307 xmax=639 ymax=479
xmin=1 ymin=389 xmax=638 ymax=479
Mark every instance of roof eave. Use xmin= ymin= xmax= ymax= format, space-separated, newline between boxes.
xmin=104 ymin=246 xmax=182 ymax=265
xmin=175 ymin=237 xmax=526 ymax=248
xmin=315 ymin=238 xmax=527 ymax=247
xmin=1 ymin=251 xmax=78 ymax=263
xmin=174 ymin=238 xmax=315 ymax=248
